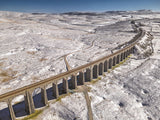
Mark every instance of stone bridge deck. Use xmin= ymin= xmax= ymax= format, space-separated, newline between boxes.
xmin=0 ymin=29 xmax=146 ymax=120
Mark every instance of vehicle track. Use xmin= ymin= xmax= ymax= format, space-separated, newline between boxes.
xmin=81 ymin=86 xmax=93 ymax=120
xmin=64 ymin=40 xmax=95 ymax=71
xmin=63 ymin=40 xmax=95 ymax=120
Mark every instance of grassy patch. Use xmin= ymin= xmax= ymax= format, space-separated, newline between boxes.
xmin=0 ymin=70 xmax=13 ymax=82
xmin=90 ymin=79 xmax=98 ymax=84
xmin=39 ymin=58 xmax=48 ymax=62
xmin=0 ymin=68 xmax=17 ymax=83
xmin=0 ymin=62 xmax=3 ymax=66
xmin=0 ymin=71 xmax=8 ymax=77
xmin=87 ymin=86 xmax=92 ymax=92
xmin=91 ymin=76 xmax=101 ymax=84
xmin=31 ymin=76 xmax=39 ymax=82
xmin=111 ymin=64 xmax=120 ymax=70
xmin=98 ymin=76 xmax=101 ymax=80
xmin=21 ymin=110 xmax=43 ymax=120
xmin=27 ymin=51 xmax=36 ymax=55
xmin=1 ymin=77 xmax=13 ymax=82
xmin=108 ymin=55 xmax=132 ymax=71
xmin=56 ymin=93 xmax=71 ymax=102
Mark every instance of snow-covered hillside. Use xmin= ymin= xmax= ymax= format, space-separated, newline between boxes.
xmin=0 ymin=10 xmax=160 ymax=120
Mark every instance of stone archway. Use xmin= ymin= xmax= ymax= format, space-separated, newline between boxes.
xmin=112 ymin=56 xmax=116 ymax=66
xmin=93 ymin=65 xmax=98 ymax=79
xmin=116 ymin=55 xmax=120 ymax=64
xmin=109 ymin=58 xmax=112 ymax=69
xmin=99 ymin=62 xmax=104 ymax=75
xmin=104 ymin=60 xmax=108 ymax=72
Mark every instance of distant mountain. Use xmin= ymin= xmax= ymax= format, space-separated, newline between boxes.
xmin=32 ymin=13 xmax=46 ymax=15
xmin=62 ymin=12 xmax=104 ymax=16
xmin=62 ymin=10 xmax=155 ymax=16
xmin=104 ymin=10 xmax=126 ymax=14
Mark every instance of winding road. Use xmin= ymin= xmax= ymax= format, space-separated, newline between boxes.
xmin=63 ymin=40 xmax=95 ymax=120
xmin=64 ymin=40 xmax=95 ymax=71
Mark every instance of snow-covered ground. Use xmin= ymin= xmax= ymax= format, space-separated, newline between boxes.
xmin=0 ymin=10 xmax=160 ymax=120
xmin=37 ymin=93 xmax=88 ymax=120
xmin=0 ymin=11 xmax=136 ymax=94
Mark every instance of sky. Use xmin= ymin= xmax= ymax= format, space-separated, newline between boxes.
xmin=0 ymin=0 xmax=160 ymax=13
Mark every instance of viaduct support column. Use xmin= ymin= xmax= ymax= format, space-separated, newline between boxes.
xmin=7 ymin=99 xmax=16 ymax=120
xmin=53 ymin=82 xmax=59 ymax=99
xmin=25 ymin=91 xmax=35 ymax=114
xmin=41 ymin=85 xmax=48 ymax=106
xmin=85 ymin=68 xmax=91 ymax=82
xmin=79 ymin=71 xmax=85 ymax=85
xmin=63 ymin=78 xmax=68 ymax=94
xmin=71 ymin=75 xmax=77 ymax=89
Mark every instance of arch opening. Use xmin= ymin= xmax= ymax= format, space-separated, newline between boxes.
xmin=12 ymin=95 xmax=27 ymax=117
xmin=109 ymin=58 xmax=112 ymax=69
xmin=121 ymin=53 xmax=123 ymax=61
xmin=116 ymin=55 xmax=120 ymax=64
xmin=127 ymin=50 xmax=129 ymax=56
xmin=57 ymin=78 xmax=67 ymax=95
xmin=0 ymin=102 xmax=11 ymax=120
xmin=123 ymin=52 xmax=126 ymax=59
xmin=46 ymin=83 xmax=54 ymax=101
xmin=104 ymin=60 xmax=108 ymax=72
xmin=85 ymin=68 xmax=91 ymax=82
xmin=99 ymin=63 xmax=103 ymax=75
xmin=77 ymin=71 xmax=84 ymax=85
xmin=69 ymin=74 xmax=77 ymax=90
xmin=93 ymin=65 xmax=98 ymax=79
xmin=112 ymin=57 xmax=116 ymax=66
xmin=32 ymin=87 xmax=45 ymax=109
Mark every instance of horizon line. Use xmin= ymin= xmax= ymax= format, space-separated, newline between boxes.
xmin=0 ymin=9 xmax=160 ymax=14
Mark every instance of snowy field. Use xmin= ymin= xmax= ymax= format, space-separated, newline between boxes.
xmin=0 ymin=11 xmax=137 ymax=94
xmin=0 ymin=10 xmax=160 ymax=120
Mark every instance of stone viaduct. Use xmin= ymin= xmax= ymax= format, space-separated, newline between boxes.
xmin=0 ymin=29 xmax=145 ymax=120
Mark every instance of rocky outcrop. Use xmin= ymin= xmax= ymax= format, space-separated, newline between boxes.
xmin=135 ymin=32 xmax=154 ymax=58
